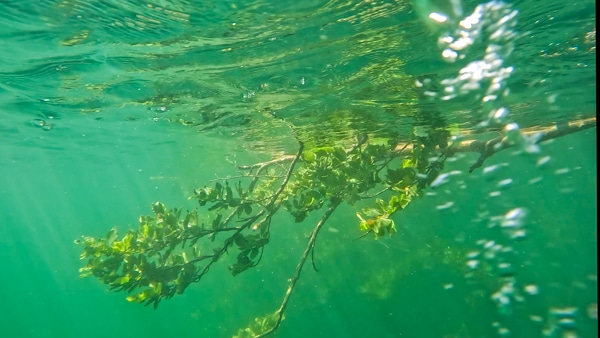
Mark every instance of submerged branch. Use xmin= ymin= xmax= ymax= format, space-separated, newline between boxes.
xmin=391 ymin=116 xmax=596 ymax=172
xmin=459 ymin=116 xmax=597 ymax=172
xmin=255 ymin=200 xmax=341 ymax=338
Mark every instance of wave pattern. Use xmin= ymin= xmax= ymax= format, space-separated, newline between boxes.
xmin=0 ymin=0 xmax=596 ymax=152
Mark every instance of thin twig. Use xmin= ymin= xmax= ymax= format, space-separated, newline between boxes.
xmin=255 ymin=199 xmax=341 ymax=337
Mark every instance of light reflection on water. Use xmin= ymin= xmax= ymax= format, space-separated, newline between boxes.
xmin=1 ymin=0 xmax=594 ymax=151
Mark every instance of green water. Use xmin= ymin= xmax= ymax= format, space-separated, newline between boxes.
xmin=0 ymin=0 xmax=596 ymax=337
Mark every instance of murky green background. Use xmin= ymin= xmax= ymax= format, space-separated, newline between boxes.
xmin=0 ymin=0 xmax=596 ymax=337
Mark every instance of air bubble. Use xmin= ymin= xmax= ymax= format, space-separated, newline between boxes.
xmin=497 ymin=178 xmax=513 ymax=188
xmin=436 ymin=201 xmax=455 ymax=210
xmin=429 ymin=12 xmax=449 ymax=23
xmin=32 ymin=119 xmax=45 ymax=127
xmin=524 ymin=284 xmax=539 ymax=295
xmin=536 ymin=156 xmax=551 ymax=167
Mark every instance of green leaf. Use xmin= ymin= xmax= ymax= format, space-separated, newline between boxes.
xmin=234 ymin=233 xmax=250 ymax=250
xmin=106 ymin=228 xmax=118 ymax=245
xmin=151 ymin=202 xmax=166 ymax=215
xmin=302 ymin=151 xmax=315 ymax=163
xmin=211 ymin=213 xmax=223 ymax=230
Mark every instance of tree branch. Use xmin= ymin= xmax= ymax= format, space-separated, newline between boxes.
xmin=255 ymin=199 xmax=341 ymax=337
xmin=392 ymin=116 xmax=596 ymax=172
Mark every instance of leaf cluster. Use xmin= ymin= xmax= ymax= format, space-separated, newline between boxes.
xmin=75 ymin=130 xmax=451 ymax=325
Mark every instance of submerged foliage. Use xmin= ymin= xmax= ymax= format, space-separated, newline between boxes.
xmin=76 ymin=127 xmax=453 ymax=335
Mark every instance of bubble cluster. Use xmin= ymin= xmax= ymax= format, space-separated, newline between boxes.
xmin=434 ymin=1 xmax=518 ymax=127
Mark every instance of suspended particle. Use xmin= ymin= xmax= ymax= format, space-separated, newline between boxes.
xmin=489 ymin=191 xmax=501 ymax=197
xmin=497 ymin=262 xmax=513 ymax=277
xmin=528 ymin=176 xmax=543 ymax=185
xmin=529 ymin=315 xmax=543 ymax=322
xmin=483 ymin=163 xmax=502 ymax=174
xmin=556 ymin=318 xmax=576 ymax=330
xmin=550 ymin=307 xmax=578 ymax=318
xmin=510 ymin=229 xmax=526 ymax=240
xmin=443 ymin=283 xmax=454 ymax=289
xmin=436 ymin=201 xmax=455 ymax=210
xmin=554 ymin=168 xmax=570 ymax=175
xmin=523 ymin=284 xmax=540 ymax=296
xmin=497 ymin=178 xmax=513 ymax=188
xmin=483 ymin=240 xmax=496 ymax=249
xmin=497 ymin=327 xmax=510 ymax=336
xmin=488 ymin=107 xmax=509 ymax=122
xmin=466 ymin=259 xmax=479 ymax=269
xmin=501 ymin=207 xmax=528 ymax=228
xmin=430 ymin=173 xmax=450 ymax=188
xmin=536 ymin=155 xmax=551 ymax=167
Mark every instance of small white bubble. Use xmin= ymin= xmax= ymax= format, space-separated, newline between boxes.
xmin=556 ymin=318 xmax=576 ymax=330
xmin=529 ymin=315 xmax=543 ymax=322
xmin=489 ymin=107 xmax=509 ymax=121
xmin=429 ymin=12 xmax=449 ymax=23
xmin=524 ymin=284 xmax=539 ymax=295
xmin=510 ymin=229 xmax=526 ymax=240
xmin=550 ymin=307 xmax=578 ymax=318
xmin=466 ymin=259 xmax=479 ymax=269
xmin=436 ymin=201 xmax=455 ymax=210
xmin=442 ymin=48 xmax=458 ymax=62
xmin=483 ymin=164 xmax=501 ymax=174
xmin=497 ymin=327 xmax=510 ymax=336
xmin=430 ymin=173 xmax=450 ymax=188
xmin=32 ymin=119 xmax=45 ymax=127
xmin=536 ymin=156 xmax=551 ymax=167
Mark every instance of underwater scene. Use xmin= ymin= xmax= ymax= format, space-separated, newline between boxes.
xmin=0 ymin=0 xmax=596 ymax=337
